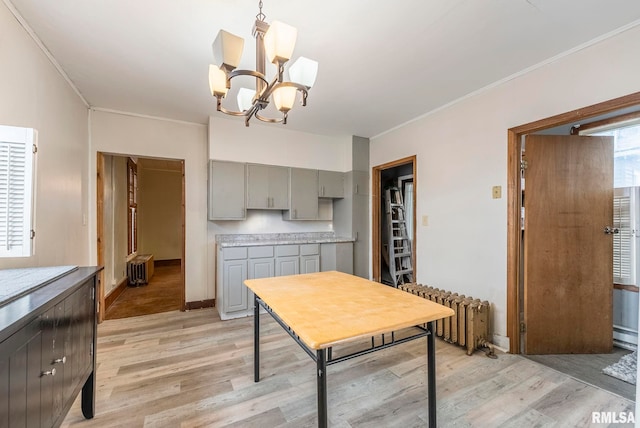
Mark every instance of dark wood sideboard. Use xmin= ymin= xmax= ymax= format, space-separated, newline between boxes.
xmin=0 ymin=266 xmax=102 ymax=428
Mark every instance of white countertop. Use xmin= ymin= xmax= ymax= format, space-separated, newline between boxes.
xmin=216 ymin=232 xmax=355 ymax=247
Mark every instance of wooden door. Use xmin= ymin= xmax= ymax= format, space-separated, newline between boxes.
xmin=524 ymin=134 xmax=614 ymax=354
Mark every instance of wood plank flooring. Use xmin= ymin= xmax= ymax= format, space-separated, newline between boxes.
xmin=105 ymin=263 xmax=182 ymax=320
xmin=61 ymin=309 xmax=635 ymax=427
xmin=525 ymin=348 xmax=636 ymax=401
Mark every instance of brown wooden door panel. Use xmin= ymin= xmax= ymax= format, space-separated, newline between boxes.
xmin=524 ymin=134 xmax=613 ymax=354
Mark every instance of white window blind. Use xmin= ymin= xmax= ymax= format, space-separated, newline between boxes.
xmin=0 ymin=126 xmax=35 ymax=258
xmin=613 ymin=187 xmax=637 ymax=285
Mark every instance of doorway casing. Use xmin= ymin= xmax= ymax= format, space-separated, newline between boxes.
xmin=506 ymin=91 xmax=640 ymax=354
xmin=96 ymin=152 xmax=186 ymax=323
xmin=372 ymin=155 xmax=417 ymax=283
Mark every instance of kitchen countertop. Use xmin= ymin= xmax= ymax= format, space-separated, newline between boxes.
xmin=0 ymin=265 xmax=78 ymax=307
xmin=216 ymin=232 xmax=355 ymax=247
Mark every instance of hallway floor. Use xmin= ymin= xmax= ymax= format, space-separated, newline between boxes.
xmin=105 ymin=261 xmax=182 ymax=320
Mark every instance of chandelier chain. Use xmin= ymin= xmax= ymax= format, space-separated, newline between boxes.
xmin=256 ymin=0 xmax=266 ymax=22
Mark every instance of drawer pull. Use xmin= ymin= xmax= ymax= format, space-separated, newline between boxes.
xmin=53 ymin=356 xmax=66 ymax=364
xmin=41 ymin=368 xmax=56 ymax=377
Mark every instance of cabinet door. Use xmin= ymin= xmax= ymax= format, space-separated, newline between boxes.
xmin=352 ymin=170 xmax=369 ymax=196
xmin=246 ymin=164 xmax=270 ymax=209
xmin=0 ymin=317 xmax=42 ymax=428
xmin=287 ymin=168 xmax=318 ymax=220
xmin=301 ymin=255 xmax=320 ymax=274
xmin=223 ymin=260 xmax=248 ymax=313
xmin=275 ymin=256 xmax=299 ymax=276
xmin=248 ymin=258 xmax=274 ymax=279
xmin=318 ymin=170 xmax=344 ymax=198
xmin=247 ymin=164 xmax=289 ymax=210
xmin=268 ymin=166 xmax=290 ymax=209
xmin=209 ymin=160 xmax=246 ymax=220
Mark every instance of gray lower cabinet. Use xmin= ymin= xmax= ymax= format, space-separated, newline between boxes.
xmin=222 ymin=259 xmax=248 ymax=313
xmin=218 ymin=242 xmax=345 ymax=320
xmin=275 ymin=245 xmax=301 ymax=276
xmin=320 ymin=243 xmax=354 ymax=274
xmin=300 ymin=244 xmax=320 ymax=274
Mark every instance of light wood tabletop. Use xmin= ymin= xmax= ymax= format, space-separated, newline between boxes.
xmin=244 ymin=271 xmax=455 ymax=350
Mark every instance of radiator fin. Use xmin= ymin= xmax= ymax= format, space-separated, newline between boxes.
xmin=398 ymin=283 xmax=495 ymax=358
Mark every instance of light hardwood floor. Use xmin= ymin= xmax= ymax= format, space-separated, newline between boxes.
xmin=61 ymin=309 xmax=635 ymax=427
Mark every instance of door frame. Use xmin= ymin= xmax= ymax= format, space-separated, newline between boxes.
xmin=506 ymin=91 xmax=640 ymax=353
xmin=372 ymin=155 xmax=417 ymax=283
xmin=96 ymin=152 xmax=186 ymax=322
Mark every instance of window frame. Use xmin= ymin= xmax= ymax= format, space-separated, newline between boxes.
xmin=0 ymin=125 xmax=36 ymax=258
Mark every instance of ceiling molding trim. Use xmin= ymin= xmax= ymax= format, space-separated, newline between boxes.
xmin=3 ymin=0 xmax=89 ymax=108
xmin=90 ymin=107 xmax=207 ymax=127
xmin=371 ymin=17 xmax=640 ymax=141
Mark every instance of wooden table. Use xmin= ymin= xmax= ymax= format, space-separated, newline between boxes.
xmin=244 ymin=271 xmax=454 ymax=427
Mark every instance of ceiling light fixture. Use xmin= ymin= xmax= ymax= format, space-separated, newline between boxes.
xmin=209 ymin=0 xmax=318 ymax=127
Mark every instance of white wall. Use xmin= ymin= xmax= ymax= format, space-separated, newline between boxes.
xmin=371 ymin=25 xmax=640 ymax=349
xmin=138 ymin=167 xmax=182 ymax=261
xmin=0 ymin=1 xmax=90 ymax=269
xmin=209 ymin=117 xmax=352 ymax=171
xmin=89 ymin=110 xmax=209 ymax=302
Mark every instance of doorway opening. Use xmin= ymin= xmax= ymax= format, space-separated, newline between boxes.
xmin=97 ymin=153 xmax=185 ymax=322
xmin=372 ymin=156 xmax=417 ymax=284
xmin=507 ymin=92 xmax=640 ymax=401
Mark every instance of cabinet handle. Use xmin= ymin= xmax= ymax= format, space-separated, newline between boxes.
xmin=355 ymin=184 xmax=358 ymax=194
xmin=53 ymin=356 xmax=66 ymax=364
xmin=41 ymin=368 xmax=56 ymax=377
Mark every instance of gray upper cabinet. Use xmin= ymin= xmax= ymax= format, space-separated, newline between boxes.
xmin=209 ymin=160 xmax=246 ymax=220
xmin=246 ymin=164 xmax=289 ymax=209
xmin=352 ymin=170 xmax=369 ymax=196
xmin=285 ymin=168 xmax=319 ymax=220
xmin=318 ymin=170 xmax=344 ymax=198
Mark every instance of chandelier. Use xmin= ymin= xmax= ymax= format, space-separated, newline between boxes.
xmin=208 ymin=1 xmax=318 ymax=127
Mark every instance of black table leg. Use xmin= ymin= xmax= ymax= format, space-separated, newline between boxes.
xmin=254 ymin=294 xmax=260 ymax=383
xmin=427 ymin=321 xmax=436 ymax=427
xmin=317 ymin=349 xmax=328 ymax=428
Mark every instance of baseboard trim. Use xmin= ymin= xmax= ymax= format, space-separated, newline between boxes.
xmin=155 ymin=259 xmax=181 ymax=267
xmin=185 ymin=299 xmax=215 ymax=310
xmin=105 ymin=277 xmax=128 ymax=311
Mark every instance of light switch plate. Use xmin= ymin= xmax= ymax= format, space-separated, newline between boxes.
xmin=492 ymin=186 xmax=502 ymax=199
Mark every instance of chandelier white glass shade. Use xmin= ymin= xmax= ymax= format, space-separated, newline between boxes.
xmin=208 ymin=2 xmax=318 ymax=126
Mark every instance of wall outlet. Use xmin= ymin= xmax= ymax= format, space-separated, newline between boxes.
xmin=492 ymin=186 xmax=502 ymax=199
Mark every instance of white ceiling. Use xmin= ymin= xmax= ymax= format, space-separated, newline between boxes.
xmin=7 ymin=0 xmax=640 ymax=137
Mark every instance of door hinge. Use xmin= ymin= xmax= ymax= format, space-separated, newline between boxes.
xmin=30 ymin=229 xmax=35 ymax=239
xmin=520 ymin=322 xmax=526 ymax=333
xmin=520 ymin=160 xmax=528 ymax=171
xmin=33 ymin=144 xmax=38 ymax=154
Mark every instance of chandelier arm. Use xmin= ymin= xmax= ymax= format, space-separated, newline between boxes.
xmin=255 ymin=112 xmax=284 ymax=124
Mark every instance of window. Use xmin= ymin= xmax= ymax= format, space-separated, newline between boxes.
xmin=127 ymin=158 xmax=137 ymax=255
xmin=583 ymin=120 xmax=640 ymax=286
xmin=0 ymin=125 xmax=36 ymax=258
